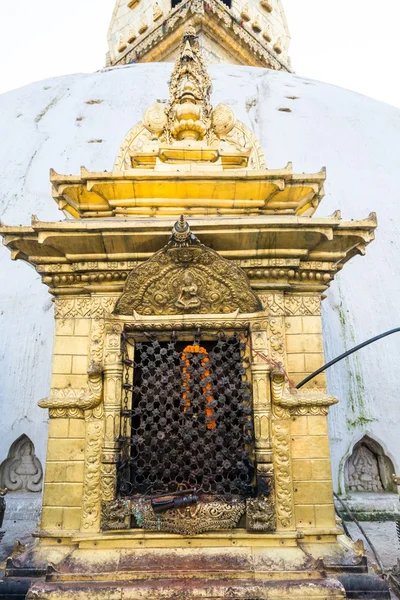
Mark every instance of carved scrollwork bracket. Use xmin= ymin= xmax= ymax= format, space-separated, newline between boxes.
xmin=271 ymin=367 xmax=338 ymax=416
xmin=38 ymin=361 xmax=104 ymax=413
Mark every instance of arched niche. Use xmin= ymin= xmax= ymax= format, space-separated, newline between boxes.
xmin=0 ymin=434 xmax=43 ymax=493
xmin=345 ymin=435 xmax=396 ymax=494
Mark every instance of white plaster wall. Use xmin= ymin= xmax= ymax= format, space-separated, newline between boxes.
xmin=0 ymin=63 xmax=399 ymax=490
xmin=107 ymin=0 xmax=290 ymax=66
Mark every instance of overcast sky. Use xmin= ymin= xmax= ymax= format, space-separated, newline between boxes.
xmin=1 ymin=0 xmax=399 ymax=107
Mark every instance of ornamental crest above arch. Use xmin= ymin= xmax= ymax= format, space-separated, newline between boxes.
xmin=114 ymin=217 xmax=262 ymax=316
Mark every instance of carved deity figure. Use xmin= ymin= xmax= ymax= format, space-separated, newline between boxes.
xmin=347 ymin=444 xmax=383 ymax=493
xmin=175 ymin=272 xmax=201 ymax=310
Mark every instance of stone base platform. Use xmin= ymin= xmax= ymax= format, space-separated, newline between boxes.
xmin=0 ymin=532 xmax=391 ymax=600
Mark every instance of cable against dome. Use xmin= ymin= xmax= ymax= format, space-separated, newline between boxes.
xmin=296 ymin=328 xmax=400 ymax=389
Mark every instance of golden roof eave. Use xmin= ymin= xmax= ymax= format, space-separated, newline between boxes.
xmin=49 ymin=165 xmax=326 ymax=219
xmin=0 ymin=213 xmax=377 ymax=295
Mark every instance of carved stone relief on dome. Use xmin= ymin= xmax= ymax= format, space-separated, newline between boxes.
xmin=0 ymin=435 xmax=43 ymax=493
xmin=345 ymin=436 xmax=395 ymax=494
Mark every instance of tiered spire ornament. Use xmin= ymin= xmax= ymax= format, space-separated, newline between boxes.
xmin=169 ymin=215 xmax=198 ymax=247
xmin=165 ymin=25 xmax=213 ymax=143
xmin=132 ymin=26 xmax=266 ymax=170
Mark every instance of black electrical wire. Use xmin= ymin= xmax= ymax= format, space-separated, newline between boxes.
xmin=334 ymin=492 xmax=386 ymax=576
xmin=335 ymin=504 xmax=352 ymax=539
xmin=297 ymin=328 xmax=400 ymax=389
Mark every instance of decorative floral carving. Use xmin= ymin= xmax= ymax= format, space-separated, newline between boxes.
xmin=100 ymin=463 xmax=117 ymax=503
xmin=81 ymin=405 xmax=104 ymax=531
xmin=75 ymin=314 xmax=108 ymax=532
xmin=259 ymin=293 xmax=321 ymax=317
xmin=101 ymin=499 xmax=131 ymax=531
xmin=284 ymin=295 xmax=321 ymax=316
xmin=54 ymin=296 xmax=117 ymax=319
xmin=90 ymin=318 xmax=106 ymax=364
xmin=49 ymin=407 xmax=84 ymax=419
xmin=114 ymin=218 xmax=261 ymax=316
xmin=246 ymin=495 xmax=276 ymax=531
xmin=259 ymin=293 xmax=285 ymax=315
xmin=272 ymin=422 xmax=294 ymax=529
xmin=268 ymin=317 xmax=285 ymax=364
xmin=130 ymin=497 xmax=245 ymax=534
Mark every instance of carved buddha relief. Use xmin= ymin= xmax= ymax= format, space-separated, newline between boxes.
xmin=175 ymin=272 xmax=201 ymax=311
xmin=345 ymin=436 xmax=395 ymax=493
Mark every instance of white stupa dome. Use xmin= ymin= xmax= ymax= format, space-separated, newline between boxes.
xmin=1 ymin=62 xmax=400 ymax=490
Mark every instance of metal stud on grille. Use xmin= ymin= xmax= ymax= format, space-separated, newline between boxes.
xmin=118 ymin=332 xmax=255 ymax=498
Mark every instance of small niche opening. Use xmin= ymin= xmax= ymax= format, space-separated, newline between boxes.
xmin=345 ymin=435 xmax=396 ymax=494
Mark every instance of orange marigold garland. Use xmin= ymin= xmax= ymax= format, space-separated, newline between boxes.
xmin=181 ymin=344 xmax=216 ymax=430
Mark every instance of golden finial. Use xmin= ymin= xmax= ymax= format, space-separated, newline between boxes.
xmin=138 ymin=15 xmax=148 ymax=34
xmin=252 ymin=16 xmax=262 ymax=33
xmin=153 ymin=2 xmax=163 ymax=21
xmin=127 ymin=28 xmax=137 ymax=44
xmin=118 ymin=34 xmax=127 ymax=53
xmin=170 ymin=215 xmax=197 ymax=246
xmin=165 ymin=25 xmax=212 ymax=142
xmin=183 ymin=24 xmax=196 ymax=37
xmin=273 ymin=37 xmax=282 ymax=54
xmin=263 ymin=24 xmax=272 ymax=42
xmin=240 ymin=4 xmax=251 ymax=21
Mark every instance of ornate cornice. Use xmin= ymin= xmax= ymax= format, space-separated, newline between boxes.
xmin=113 ymin=0 xmax=291 ymax=71
xmin=54 ymin=297 xmax=116 ymax=319
xmin=0 ymin=214 xmax=377 ymax=296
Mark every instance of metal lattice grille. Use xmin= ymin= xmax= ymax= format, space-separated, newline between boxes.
xmin=118 ymin=333 xmax=255 ymax=498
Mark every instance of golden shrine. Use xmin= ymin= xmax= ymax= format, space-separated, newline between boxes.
xmin=0 ymin=27 xmax=388 ymax=600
